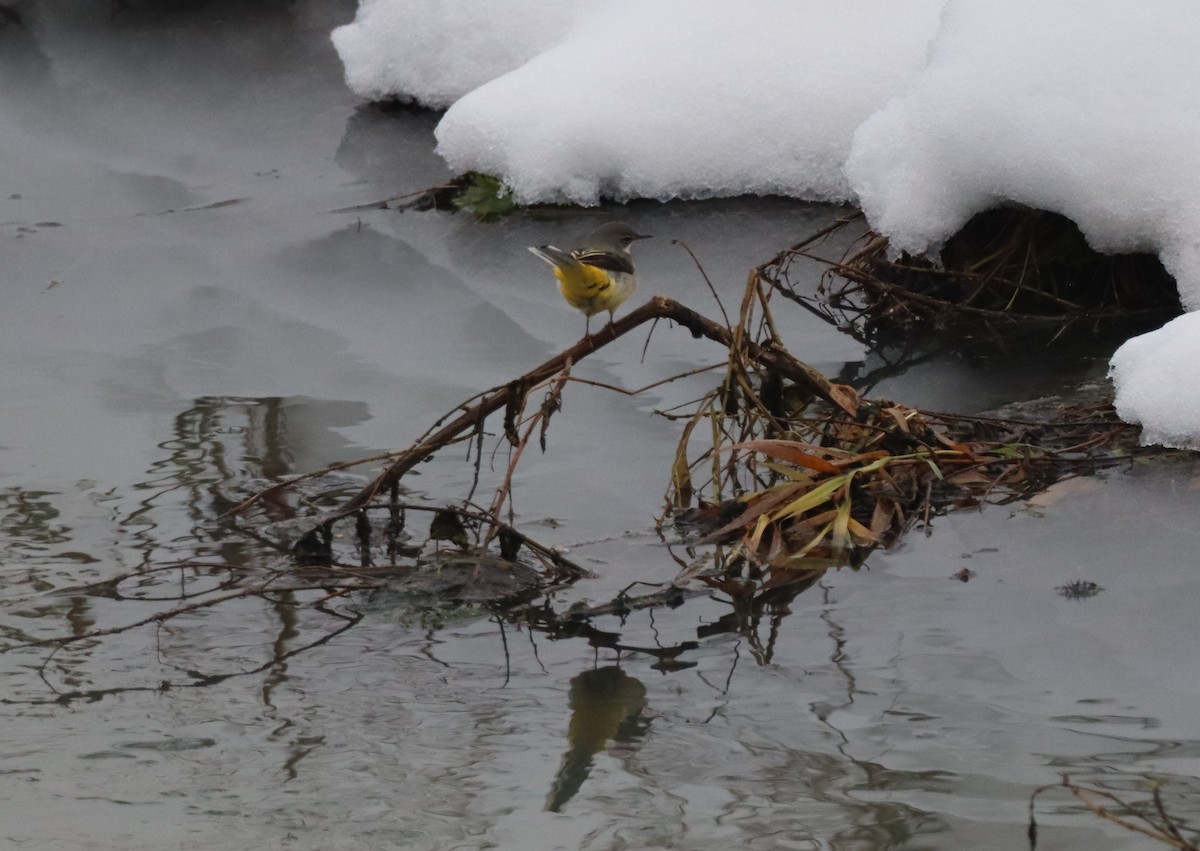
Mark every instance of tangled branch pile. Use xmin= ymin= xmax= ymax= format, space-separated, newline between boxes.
xmin=765 ymin=209 xmax=1180 ymax=351
xmin=666 ymin=245 xmax=1150 ymax=574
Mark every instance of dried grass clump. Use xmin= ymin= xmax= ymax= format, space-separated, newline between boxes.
xmin=667 ymin=285 xmax=1147 ymax=574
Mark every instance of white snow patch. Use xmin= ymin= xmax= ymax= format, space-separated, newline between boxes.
xmin=1110 ymin=314 xmax=1200 ymax=450
xmin=331 ymin=0 xmax=594 ymax=108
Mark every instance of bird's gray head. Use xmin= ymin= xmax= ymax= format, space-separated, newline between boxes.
xmin=583 ymin=221 xmax=652 ymax=253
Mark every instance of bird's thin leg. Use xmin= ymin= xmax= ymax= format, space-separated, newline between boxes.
xmin=584 ymin=315 xmax=591 ymax=338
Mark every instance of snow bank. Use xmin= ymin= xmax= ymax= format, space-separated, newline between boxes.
xmin=333 ymin=0 xmax=945 ymax=204
xmin=333 ymin=0 xmax=1200 ymax=279
xmin=434 ymin=0 xmax=944 ymax=205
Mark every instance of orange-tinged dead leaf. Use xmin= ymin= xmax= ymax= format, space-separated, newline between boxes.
xmin=736 ymin=439 xmax=844 ymax=473
xmin=827 ymin=383 xmax=860 ymax=417
xmin=943 ymin=469 xmax=993 ymax=486
xmin=882 ymin=406 xmax=913 ymax=434
xmin=870 ymin=498 xmax=901 ymax=537
xmin=832 ymin=449 xmax=890 ymax=469
xmin=786 ymin=508 xmax=840 ymax=529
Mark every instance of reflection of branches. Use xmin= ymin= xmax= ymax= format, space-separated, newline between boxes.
xmin=0 ymin=487 xmax=70 ymax=555
xmin=7 ymin=582 xmax=362 ymax=654
xmin=1029 ymin=774 xmax=1198 ymax=850
xmin=696 ymin=562 xmax=827 ymax=664
xmin=6 ymin=601 xmax=362 ymax=706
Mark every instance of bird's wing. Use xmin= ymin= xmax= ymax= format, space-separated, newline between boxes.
xmin=572 ymin=249 xmax=634 ymax=275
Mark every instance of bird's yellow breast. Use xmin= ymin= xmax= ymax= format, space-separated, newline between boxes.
xmin=554 ymin=263 xmax=634 ymax=317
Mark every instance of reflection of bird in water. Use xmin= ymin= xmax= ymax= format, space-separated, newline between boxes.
xmin=427 ymin=507 xmax=469 ymax=552
xmin=545 ymin=665 xmax=648 ymax=812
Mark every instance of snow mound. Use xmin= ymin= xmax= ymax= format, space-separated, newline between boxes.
xmin=434 ymin=0 xmax=944 ymax=205
xmin=1110 ymin=313 xmax=1200 ymax=450
xmin=846 ymin=0 xmax=1200 ymax=308
xmin=331 ymin=0 xmax=592 ymax=108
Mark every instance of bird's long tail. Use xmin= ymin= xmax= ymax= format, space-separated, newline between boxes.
xmin=528 ymin=245 xmax=576 ymax=269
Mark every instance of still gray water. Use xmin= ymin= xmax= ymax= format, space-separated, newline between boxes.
xmin=2 ymin=4 xmax=1199 ymax=849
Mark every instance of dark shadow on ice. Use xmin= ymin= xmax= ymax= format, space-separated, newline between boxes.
xmin=336 ymin=103 xmax=452 ymax=190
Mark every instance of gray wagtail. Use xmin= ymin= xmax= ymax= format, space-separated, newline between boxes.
xmin=529 ymin=221 xmax=652 ymax=336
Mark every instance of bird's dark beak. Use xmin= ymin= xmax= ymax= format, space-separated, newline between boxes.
xmin=634 ymin=233 xmax=652 ymax=241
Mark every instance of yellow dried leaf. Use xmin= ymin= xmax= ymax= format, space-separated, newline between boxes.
xmin=761 ymin=461 xmax=816 ymax=483
xmin=774 ymin=475 xmax=848 ymax=522
xmin=748 ymin=513 xmax=772 ymax=552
